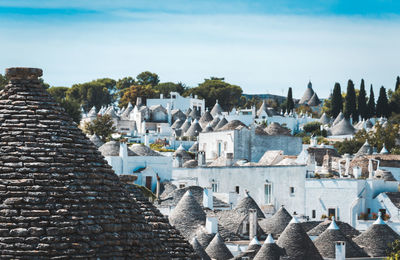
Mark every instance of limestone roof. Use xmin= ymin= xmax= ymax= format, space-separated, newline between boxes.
xmin=299 ymin=82 xmax=315 ymax=104
xmin=330 ymin=118 xmax=355 ymax=136
xmin=217 ymin=120 xmax=247 ymax=131
xmin=129 ymin=143 xmax=162 ymax=156
xmin=171 ymin=118 xmax=184 ymax=129
xmin=264 ymin=122 xmax=291 ymax=136
xmin=0 ymin=67 xmax=169 ymax=258
xmin=205 ymin=233 xmax=233 ymax=260
xmin=98 ymin=141 xmax=137 ymax=156
xmin=313 ymin=220 xmax=367 ymax=258
xmin=210 ymin=101 xmax=223 ymax=117
xmin=319 ymin=113 xmax=331 ymax=125
xmin=253 ymin=234 xmax=286 ymax=260
xmin=307 ymin=219 xmax=360 ymax=238
xmin=214 ymin=117 xmax=228 ymax=130
xmin=276 ymin=217 xmax=323 ymax=259
xmin=259 ymin=206 xmax=292 ymax=238
xmin=173 ymin=144 xmax=192 ymax=160
xmin=202 ymin=123 xmax=214 ymax=133
xmin=257 ymin=100 xmax=269 ymax=117
xmin=169 ymin=191 xmax=207 ymax=239
xmin=307 ymin=92 xmax=320 ymax=106
xmin=185 ymin=119 xmax=203 ymax=136
xmin=192 ymin=225 xmax=215 ymax=248
xmin=191 ymin=237 xmax=211 ymax=260
xmin=171 ymin=109 xmax=186 ymax=122
xmin=188 ymin=141 xmax=199 ymax=153
xmin=180 ymin=118 xmax=192 ymax=133
xmin=121 ymin=102 xmax=133 ymax=119
xmin=199 ymin=110 xmax=213 ymax=128
xmin=210 ymin=116 xmax=221 ymax=128
xmin=353 ymin=216 xmax=400 ymax=257
xmin=189 ymin=107 xmax=201 ymax=120
xmin=332 ymin=112 xmax=344 ymax=126
xmin=183 ymin=159 xmax=198 ymax=168
xmin=355 ymin=140 xmax=372 ymax=156
xmin=234 ymin=192 xmax=265 ymax=218
xmin=185 ymin=107 xmax=192 ymax=116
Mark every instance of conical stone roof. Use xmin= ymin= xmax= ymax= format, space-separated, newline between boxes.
xmin=256 ymin=100 xmax=268 ymax=117
xmin=307 ymin=219 xmax=360 ymax=238
xmin=299 ymin=81 xmax=315 ymax=104
xmin=199 ymin=110 xmax=213 ymax=128
xmin=319 ymin=113 xmax=330 ymax=125
xmin=0 ymin=67 xmax=169 ymax=258
xmin=189 ymin=107 xmax=201 ymax=120
xmin=180 ymin=118 xmax=192 ymax=133
xmin=214 ymin=117 xmax=228 ymax=130
xmin=308 ymin=92 xmax=320 ymax=106
xmin=234 ymin=192 xmax=265 ymax=218
xmin=330 ymin=118 xmax=356 ymax=136
xmin=121 ymin=102 xmax=133 ymax=119
xmin=205 ymin=233 xmax=233 ymax=260
xmin=185 ymin=119 xmax=203 ymax=137
xmin=169 ymin=191 xmax=206 ymax=239
xmin=313 ymin=220 xmax=367 ymax=258
xmin=264 ymin=122 xmax=291 ymax=136
xmin=332 ymin=112 xmax=344 ymax=126
xmin=202 ymin=123 xmax=214 ymax=133
xmin=189 ymin=141 xmax=199 ymax=153
xmin=353 ymin=215 xmax=400 ymax=257
xmin=355 ymin=140 xmax=372 ymax=157
xmin=171 ymin=118 xmax=184 ymax=129
xmin=259 ymin=206 xmax=292 ymax=238
xmin=253 ymin=234 xmax=285 ymax=260
xmin=210 ymin=116 xmax=220 ymax=128
xmin=130 ymin=143 xmax=162 ymax=156
xmin=191 ymin=237 xmax=211 ymax=260
xmin=210 ymin=101 xmax=223 ymax=117
xmin=276 ymin=217 xmax=323 ymax=260
xmin=185 ymin=107 xmax=193 ymax=117
xmin=192 ymin=225 xmax=215 ymax=248
xmin=99 ymin=141 xmax=137 ymax=156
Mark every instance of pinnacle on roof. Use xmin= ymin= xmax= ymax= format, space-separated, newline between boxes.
xmin=265 ymin=234 xmax=274 ymax=244
xmin=210 ymin=100 xmax=223 ymax=117
xmin=289 ymin=216 xmax=299 ymax=224
xmin=88 ymin=106 xmax=97 ymax=117
xmin=276 ymin=215 xmax=323 ymax=259
xmin=205 ymin=233 xmax=233 ymax=260
xmin=314 ymin=219 xmax=367 ymax=258
xmin=0 ymin=67 xmax=169 ymax=258
xmin=373 ymin=212 xmax=386 ymax=225
xmin=380 ymin=144 xmax=389 ymax=154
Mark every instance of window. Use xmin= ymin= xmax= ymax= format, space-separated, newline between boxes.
xmin=264 ymin=183 xmax=272 ymax=204
xmin=367 ymin=208 xmax=371 ymax=214
xmin=235 ymin=186 xmax=240 ymax=194
xmin=312 ymin=210 xmax=316 ymax=219
xmin=379 ymin=209 xmax=386 ymax=216
xmin=290 ymin=187 xmax=295 ymax=195
xmin=217 ymin=142 xmax=222 ymax=157
xmin=179 ymin=184 xmax=186 ymax=189
xmin=172 ymin=95 xmax=176 ymax=99
xmin=211 ymin=182 xmax=218 ymax=192
xmin=145 ymin=176 xmax=152 ymax=190
xmin=328 ymin=208 xmax=336 ymax=220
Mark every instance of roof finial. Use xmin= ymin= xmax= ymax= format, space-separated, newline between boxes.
xmin=373 ymin=211 xmax=386 ymax=225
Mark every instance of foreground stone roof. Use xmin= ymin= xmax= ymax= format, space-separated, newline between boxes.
xmin=0 ymin=68 xmax=169 ymax=258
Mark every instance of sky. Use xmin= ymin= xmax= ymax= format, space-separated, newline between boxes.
xmin=0 ymin=1 xmax=400 ymax=99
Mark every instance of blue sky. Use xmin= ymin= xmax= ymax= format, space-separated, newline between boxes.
xmin=1 ymin=1 xmax=400 ymax=98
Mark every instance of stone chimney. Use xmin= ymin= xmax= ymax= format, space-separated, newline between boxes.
xmin=155 ymin=174 xmax=161 ymax=201
xmin=335 ymin=241 xmax=346 ymax=260
xmin=198 ymin=151 xmax=206 ymax=166
xmin=136 ymin=97 xmax=142 ymax=107
xmin=206 ymin=217 xmax=218 ymax=234
xmin=203 ymin=188 xmax=213 ymax=210
xmin=226 ymin=153 xmax=234 ymax=166
xmin=249 ymin=209 xmax=257 ymax=240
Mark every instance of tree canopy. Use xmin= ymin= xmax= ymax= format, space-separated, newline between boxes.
xmin=357 ymin=79 xmax=367 ymax=120
xmin=367 ymin=85 xmax=375 ymax=118
xmin=344 ymin=79 xmax=357 ymax=120
xmin=376 ymin=86 xmax=390 ymax=117
xmin=83 ymin=114 xmax=116 ymax=142
xmin=136 ymin=71 xmax=160 ymax=86
xmin=184 ymin=77 xmax=242 ymax=111
xmin=0 ymin=74 xmax=8 ymax=90
xmin=331 ymin=82 xmax=343 ymax=118
xmin=286 ymin=87 xmax=294 ymax=112
xmin=119 ymin=84 xmax=157 ymax=108
xmin=153 ymin=82 xmax=186 ymax=98
xmin=47 ymin=86 xmax=81 ymax=123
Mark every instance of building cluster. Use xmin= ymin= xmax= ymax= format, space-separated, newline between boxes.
xmin=1 ymin=67 xmax=399 ymax=259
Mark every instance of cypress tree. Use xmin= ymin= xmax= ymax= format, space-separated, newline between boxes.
xmin=396 ymin=76 xmax=400 ymax=91
xmin=344 ymin=79 xmax=357 ymax=121
xmin=286 ymin=87 xmax=294 ymax=113
xmin=357 ymin=79 xmax=367 ymax=120
xmin=376 ymin=86 xmax=390 ymax=118
xmin=331 ymin=83 xmax=343 ymax=118
xmin=367 ymin=85 xmax=375 ymax=118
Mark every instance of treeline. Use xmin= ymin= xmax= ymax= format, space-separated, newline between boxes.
xmin=0 ymin=72 xmax=245 ymax=122
xmin=321 ymin=77 xmax=400 ymax=121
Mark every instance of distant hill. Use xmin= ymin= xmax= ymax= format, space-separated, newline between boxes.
xmin=242 ymin=93 xmax=286 ymax=103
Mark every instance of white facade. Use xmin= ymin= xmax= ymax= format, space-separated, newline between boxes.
xmin=147 ymin=92 xmax=205 ymax=114
xmin=172 ymin=165 xmax=399 ymax=226
xmin=103 ymin=143 xmax=172 ymax=192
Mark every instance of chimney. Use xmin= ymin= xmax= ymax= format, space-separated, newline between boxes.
xmin=6 ymin=67 xmax=43 ymax=80
xmin=155 ymin=174 xmax=161 ymax=201
xmin=136 ymin=97 xmax=142 ymax=107
xmin=119 ymin=142 xmax=128 ymax=158
xmin=144 ymin=134 xmax=150 ymax=146
xmin=335 ymin=241 xmax=346 ymax=260
xmin=160 ymin=93 xmax=164 ymax=99
xmin=206 ymin=217 xmax=218 ymax=234
xmin=203 ymin=188 xmax=213 ymax=210
xmin=226 ymin=153 xmax=234 ymax=166
xmin=198 ymin=151 xmax=206 ymax=166
xmin=249 ymin=209 xmax=257 ymax=240
xmin=174 ymin=154 xmax=183 ymax=168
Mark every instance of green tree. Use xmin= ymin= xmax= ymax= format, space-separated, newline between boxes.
xmin=286 ymin=87 xmax=294 ymax=113
xmin=136 ymin=71 xmax=160 ymax=86
xmin=83 ymin=114 xmax=116 ymax=142
xmin=396 ymin=76 xmax=400 ymax=91
xmin=344 ymin=79 xmax=357 ymax=121
xmin=358 ymin=79 xmax=368 ymax=120
xmin=119 ymin=84 xmax=157 ymax=108
xmin=184 ymin=77 xmax=243 ymax=111
xmin=387 ymin=240 xmax=400 ymax=259
xmin=115 ymin=76 xmax=136 ymax=98
xmin=47 ymin=86 xmax=82 ymax=123
xmin=0 ymin=74 xmax=8 ymax=90
xmin=153 ymin=82 xmax=186 ymax=97
xmin=66 ymin=78 xmax=115 ymax=111
xmin=376 ymin=86 xmax=390 ymax=118
xmin=367 ymin=85 xmax=375 ymax=118
xmin=331 ymin=83 xmax=343 ymax=118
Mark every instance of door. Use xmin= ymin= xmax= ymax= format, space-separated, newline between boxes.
xmin=264 ymin=183 xmax=272 ymax=204
xmin=145 ymin=176 xmax=152 ymax=190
